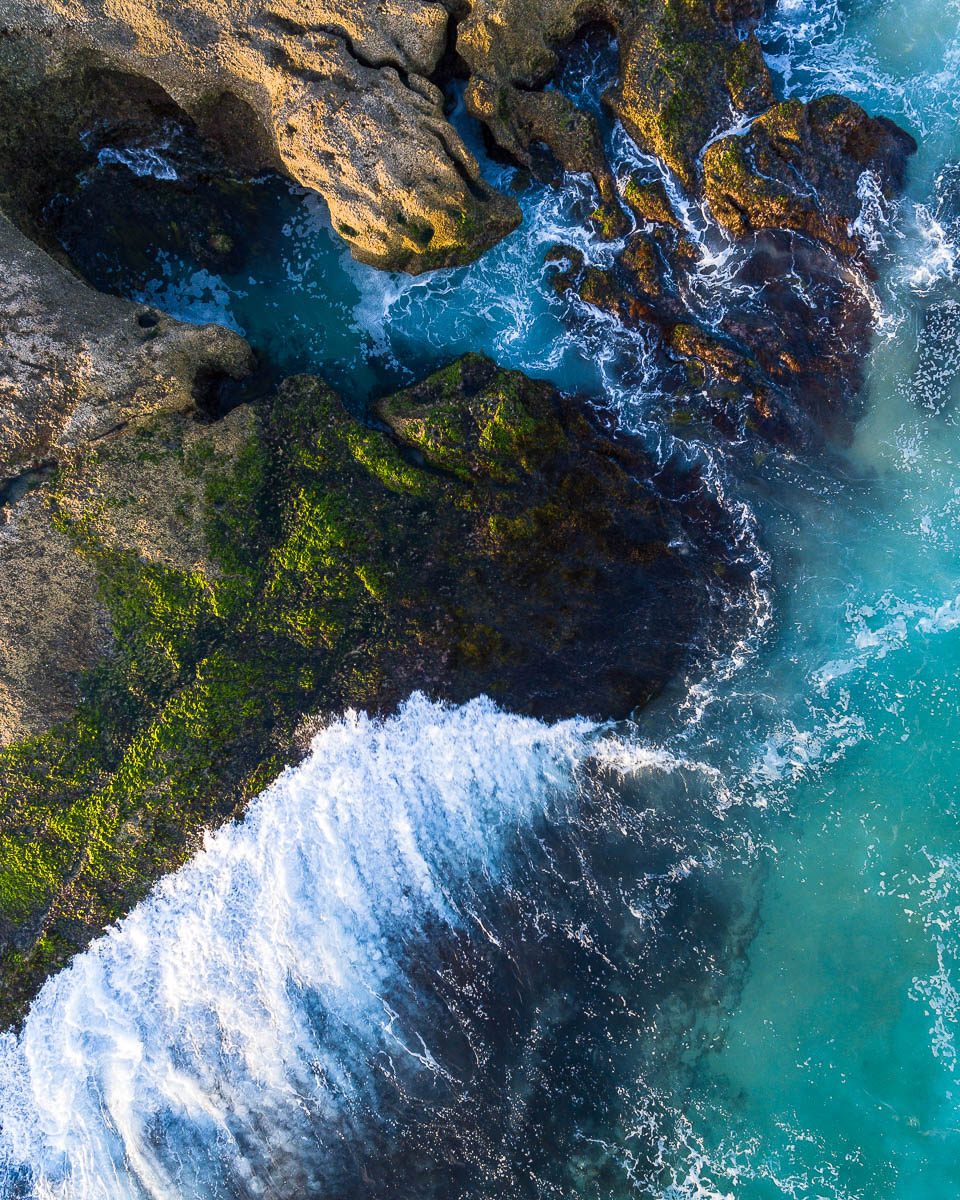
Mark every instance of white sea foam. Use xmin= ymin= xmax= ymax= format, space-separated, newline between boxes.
xmin=135 ymin=259 xmax=245 ymax=333
xmin=901 ymin=204 xmax=960 ymax=293
xmin=0 ymin=696 xmax=595 ymax=1199
xmin=901 ymin=851 xmax=960 ymax=1073
xmin=628 ymin=1092 xmax=861 ymax=1199
xmin=96 ymin=146 xmax=179 ymax=182
xmin=850 ymin=170 xmax=895 ymax=255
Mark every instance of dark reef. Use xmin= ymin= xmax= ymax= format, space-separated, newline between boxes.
xmin=0 ymin=354 xmax=742 ymax=1024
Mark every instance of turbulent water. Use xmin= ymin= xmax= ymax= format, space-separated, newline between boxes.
xmin=4 ymin=0 xmax=960 ymax=1196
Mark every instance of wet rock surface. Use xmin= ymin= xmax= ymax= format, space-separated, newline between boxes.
xmin=0 ymin=353 xmax=742 ymax=1024
xmin=703 ymin=95 xmax=917 ymax=257
xmin=550 ymin=81 xmax=916 ymax=444
xmin=0 ymin=0 xmax=916 ymax=286
xmin=608 ymin=0 xmax=773 ymax=189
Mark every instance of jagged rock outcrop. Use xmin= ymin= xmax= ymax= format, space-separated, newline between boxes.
xmin=0 ymin=211 xmax=254 ymax=746
xmin=0 ymin=0 xmax=775 ymax=273
xmin=0 ymin=0 xmax=923 ymax=1026
xmin=456 ymin=0 xmax=625 ymax=224
xmin=0 ymin=353 xmax=739 ymax=1024
xmin=0 ymin=0 xmax=521 ymax=271
xmin=455 ymin=0 xmax=770 ymax=224
xmin=552 ymin=82 xmax=917 ymax=444
xmin=703 ymin=96 xmax=918 ymax=257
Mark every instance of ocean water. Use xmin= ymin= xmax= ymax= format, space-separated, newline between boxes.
xmin=3 ymin=0 xmax=960 ymax=1196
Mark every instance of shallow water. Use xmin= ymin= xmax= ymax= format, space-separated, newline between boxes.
xmin=4 ymin=0 xmax=960 ymax=1196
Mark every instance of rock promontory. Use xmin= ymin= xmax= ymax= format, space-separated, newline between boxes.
xmin=0 ymin=351 xmax=735 ymax=1024
xmin=703 ymin=96 xmax=918 ymax=257
xmin=0 ymin=0 xmax=923 ymax=1028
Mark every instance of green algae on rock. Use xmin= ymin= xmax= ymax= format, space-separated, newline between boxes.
xmin=0 ymin=353 xmax=711 ymax=1025
xmin=608 ymin=0 xmax=772 ymax=191
xmin=0 ymin=211 xmax=254 ymax=748
xmin=623 ymin=175 xmax=683 ymax=230
xmin=555 ymin=78 xmax=917 ymax=446
xmin=703 ymin=95 xmax=918 ymax=259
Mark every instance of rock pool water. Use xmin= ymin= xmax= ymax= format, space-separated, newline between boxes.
xmin=3 ymin=0 xmax=960 ymax=1196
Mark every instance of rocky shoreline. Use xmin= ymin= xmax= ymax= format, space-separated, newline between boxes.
xmin=0 ymin=0 xmax=916 ymax=1020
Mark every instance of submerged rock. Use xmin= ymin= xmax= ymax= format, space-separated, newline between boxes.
xmin=0 ymin=353 xmax=736 ymax=1023
xmin=468 ymin=83 xmax=627 ymax=235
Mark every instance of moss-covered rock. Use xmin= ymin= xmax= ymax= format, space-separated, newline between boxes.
xmin=704 ymin=95 xmax=918 ymax=258
xmin=468 ymin=80 xmax=627 ymax=235
xmin=565 ymin=80 xmax=917 ymax=447
xmin=0 ymin=352 xmax=721 ymax=1024
xmin=724 ymin=35 xmax=774 ymax=113
xmin=621 ymin=232 xmax=666 ymax=297
xmin=608 ymin=0 xmax=773 ymax=190
xmin=0 ymin=210 xmax=254 ymax=748
xmin=623 ymin=175 xmax=683 ymax=229
xmin=578 ymin=264 xmax=660 ymax=326
xmin=544 ymin=244 xmax=587 ymax=295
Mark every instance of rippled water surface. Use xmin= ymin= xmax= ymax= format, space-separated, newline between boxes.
xmin=3 ymin=0 xmax=960 ymax=1196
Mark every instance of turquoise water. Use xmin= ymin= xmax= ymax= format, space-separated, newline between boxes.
xmin=652 ymin=2 xmax=960 ymax=1193
xmin=3 ymin=1 xmax=960 ymax=1197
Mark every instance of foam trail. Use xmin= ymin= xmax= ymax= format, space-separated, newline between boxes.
xmin=0 ymin=695 xmax=593 ymax=1200
xmin=95 ymin=147 xmax=178 ymax=181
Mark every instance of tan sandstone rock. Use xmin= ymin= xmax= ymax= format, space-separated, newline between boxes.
xmin=0 ymin=211 xmax=256 ymax=745
xmin=0 ymin=492 xmax=108 ymax=746
xmin=0 ymin=212 xmax=253 ymax=477
xmin=0 ymin=0 xmax=521 ymax=271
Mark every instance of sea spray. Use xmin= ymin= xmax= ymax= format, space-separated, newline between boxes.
xmin=0 ymin=697 xmax=593 ymax=1199
xmin=0 ymin=695 xmax=760 ymax=1200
